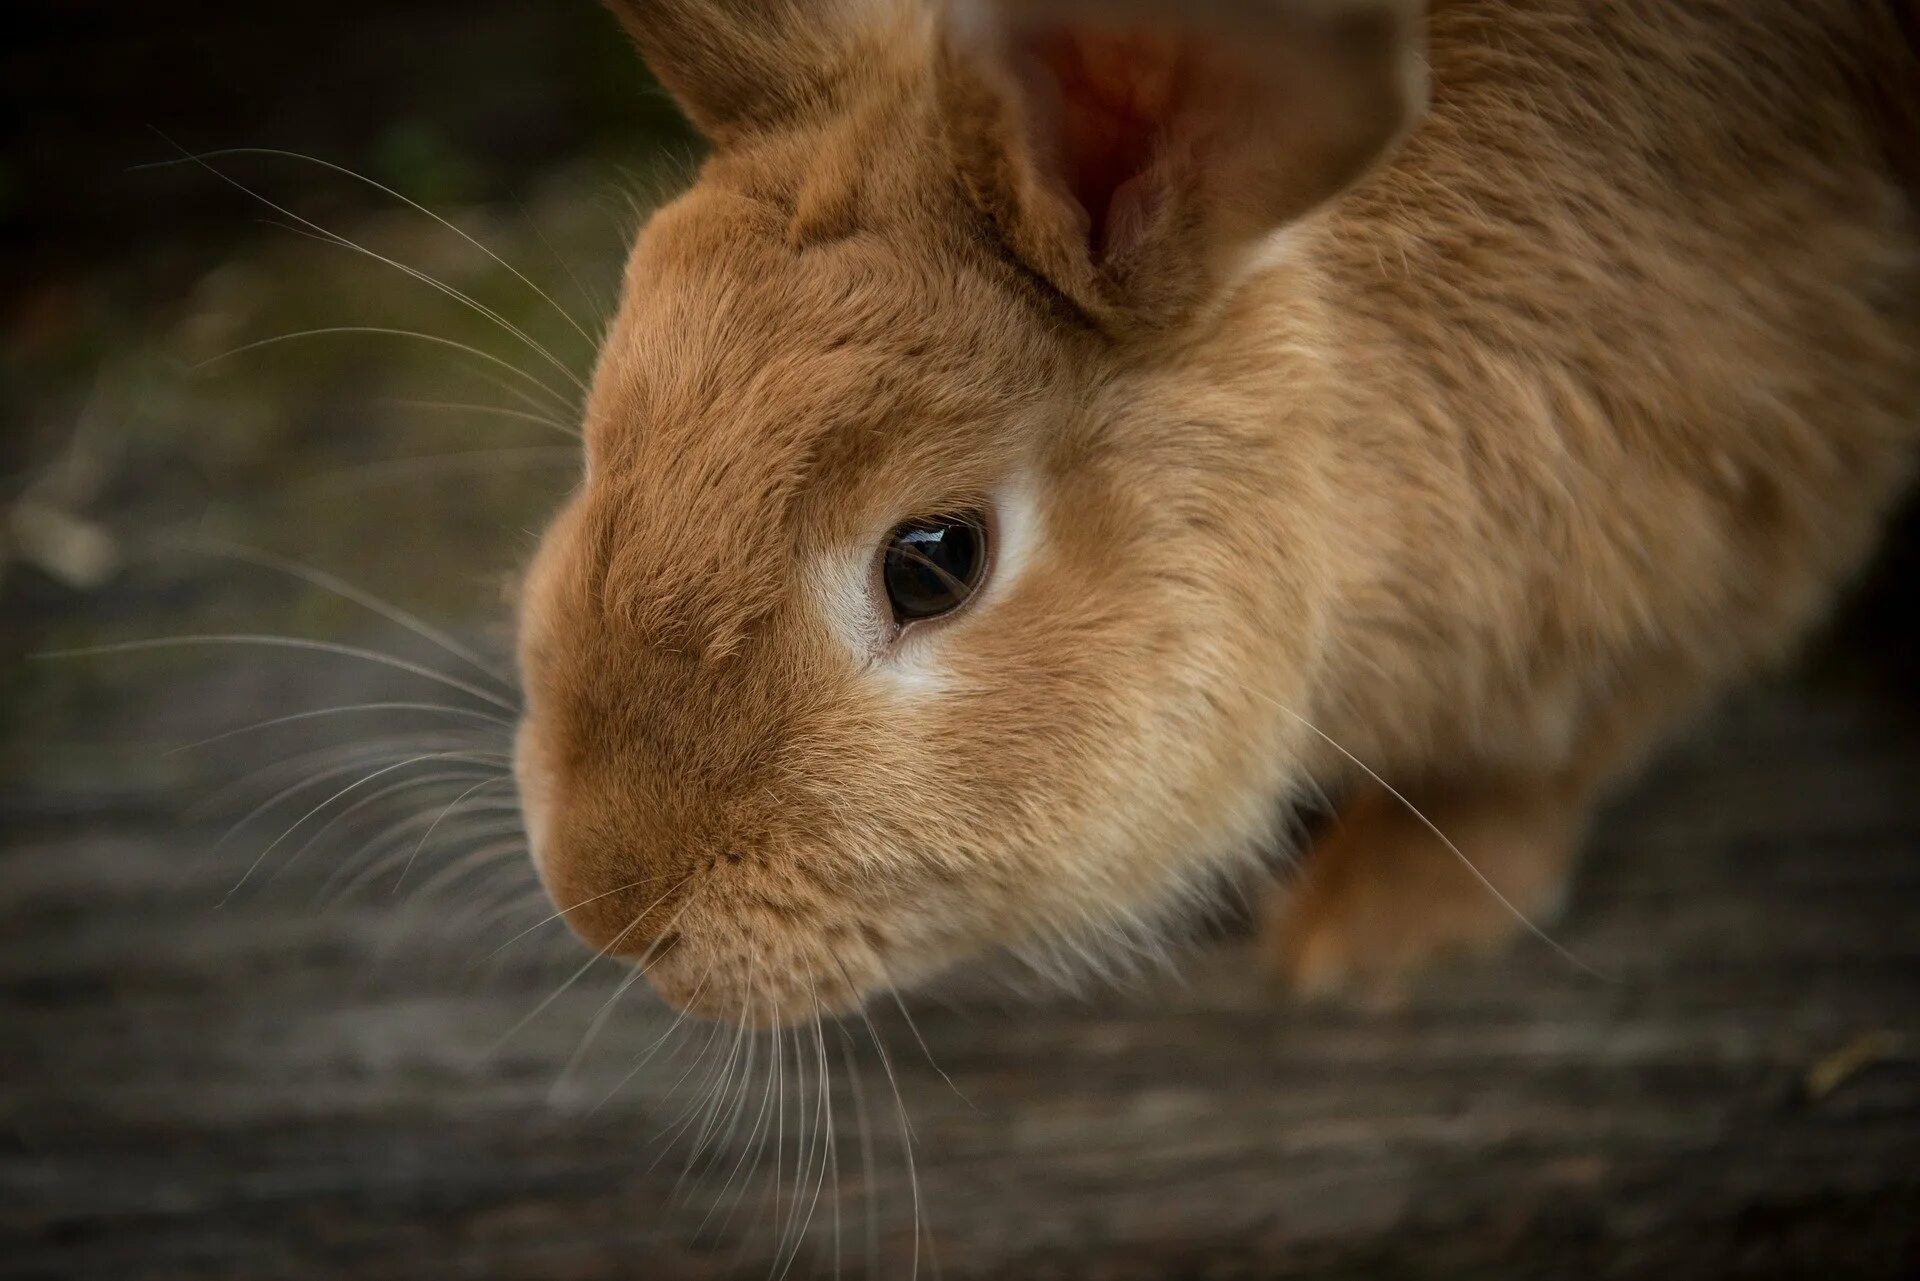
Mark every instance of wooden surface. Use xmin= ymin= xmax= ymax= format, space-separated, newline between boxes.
xmin=4 ymin=541 xmax=1918 ymax=1280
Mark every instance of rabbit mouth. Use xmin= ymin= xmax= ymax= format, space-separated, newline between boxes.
xmin=630 ymin=890 xmax=897 ymax=1028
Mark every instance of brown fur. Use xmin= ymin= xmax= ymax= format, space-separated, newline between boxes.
xmin=514 ymin=0 xmax=1920 ymax=1021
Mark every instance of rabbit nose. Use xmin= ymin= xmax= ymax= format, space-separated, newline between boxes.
xmin=542 ymin=855 xmax=695 ymax=958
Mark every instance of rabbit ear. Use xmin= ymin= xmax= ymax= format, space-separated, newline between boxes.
xmin=603 ymin=0 xmax=896 ymax=143
xmin=939 ymin=0 xmax=1426 ymax=329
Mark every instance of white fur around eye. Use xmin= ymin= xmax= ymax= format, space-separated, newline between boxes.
xmin=809 ymin=475 xmax=1042 ymax=693
xmin=975 ymin=474 xmax=1038 ymax=614
xmin=811 ymin=539 xmax=893 ymax=659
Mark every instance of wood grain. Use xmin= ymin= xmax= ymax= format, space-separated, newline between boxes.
xmin=4 ymin=552 xmax=1917 ymax=1281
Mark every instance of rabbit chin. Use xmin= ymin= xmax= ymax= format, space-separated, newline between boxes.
xmin=632 ymin=902 xmax=956 ymax=1028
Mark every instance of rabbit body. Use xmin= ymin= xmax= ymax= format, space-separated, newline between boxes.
xmin=513 ymin=0 xmax=1920 ymax=1016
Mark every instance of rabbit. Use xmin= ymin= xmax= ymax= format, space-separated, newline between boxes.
xmin=510 ymin=0 xmax=1920 ymax=1022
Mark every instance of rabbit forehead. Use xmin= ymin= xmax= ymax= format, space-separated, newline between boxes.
xmin=575 ymin=185 xmax=1055 ymax=658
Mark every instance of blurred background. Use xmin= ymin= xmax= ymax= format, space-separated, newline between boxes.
xmin=4 ymin=3 xmax=1917 ymax=1278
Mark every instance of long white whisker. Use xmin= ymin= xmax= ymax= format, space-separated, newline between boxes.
xmin=190 ymin=327 xmax=576 ymax=416
xmin=774 ymin=980 xmax=833 ymax=1280
xmin=352 ymin=834 xmax=526 ymax=915
xmin=199 ymin=736 xmax=476 ymax=859
xmin=252 ymin=213 xmax=588 ymax=397
xmin=767 ymin=1022 xmax=803 ymax=1275
xmin=227 ymin=749 xmax=504 ymax=902
xmin=393 ymin=775 xmax=513 ymax=891
xmin=379 ymin=398 xmax=578 ymax=438
xmin=483 ymin=874 xmax=697 ymax=1058
xmin=667 ymin=969 xmax=760 ymax=1227
xmin=139 ymin=146 xmax=601 ymax=349
xmin=481 ymin=873 xmax=677 ymax=962
xmin=36 ymin=635 xmax=517 ymax=713
xmin=666 ymin=1020 xmax=742 ymax=1176
xmin=587 ymin=963 xmax=715 ymax=1115
xmin=549 ymin=959 xmax=653 ymax=1100
xmin=1260 ymin=694 xmax=1609 ymax=981
xmin=673 ymin=974 xmax=759 ymax=1172
xmin=185 ymin=739 xmax=403 ymax=822
xmin=839 ymin=956 xmax=923 ymax=1281
xmin=512 ymin=190 xmax=611 ymax=336
xmin=835 ymin=1025 xmax=880 ymax=1279
xmin=370 ymin=835 xmax=530 ymax=924
xmin=288 ymin=767 xmax=505 ymax=890
xmin=447 ymin=357 xmax=580 ymax=423
xmin=764 ymin=1017 xmax=790 ymax=1258
xmin=699 ymin=1003 xmax=783 ymax=1243
xmin=159 ymin=535 xmax=517 ymax=690
xmin=803 ymin=997 xmax=840 ymax=1281
xmin=167 ymin=701 xmax=510 ymax=755
xmin=458 ymin=890 xmax=556 ymax=966
xmin=409 ymin=879 xmax=540 ymax=976
xmin=783 ymin=1020 xmax=821 ymax=1273
xmin=881 ymin=980 xmax=974 ymax=1113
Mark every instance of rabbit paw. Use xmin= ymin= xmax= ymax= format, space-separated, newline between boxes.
xmin=1263 ymin=779 xmax=1582 ymax=1003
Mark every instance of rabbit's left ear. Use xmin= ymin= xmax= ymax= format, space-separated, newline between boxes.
xmin=937 ymin=0 xmax=1427 ymax=330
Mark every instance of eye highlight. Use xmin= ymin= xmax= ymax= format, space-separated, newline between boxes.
xmin=880 ymin=511 xmax=989 ymax=626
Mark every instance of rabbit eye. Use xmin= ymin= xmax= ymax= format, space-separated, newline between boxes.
xmin=881 ymin=511 xmax=989 ymax=624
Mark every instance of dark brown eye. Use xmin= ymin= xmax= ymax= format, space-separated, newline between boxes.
xmin=882 ymin=512 xmax=988 ymax=624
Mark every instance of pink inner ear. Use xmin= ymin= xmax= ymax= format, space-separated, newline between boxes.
xmin=1022 ymin=25 xmax=1192 ymax=261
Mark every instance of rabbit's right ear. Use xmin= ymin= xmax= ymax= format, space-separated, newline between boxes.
xmin=603 ymin=0 xmax=894 ymax=144
xmin=936 ymin=0 xmax=1427 ymax=332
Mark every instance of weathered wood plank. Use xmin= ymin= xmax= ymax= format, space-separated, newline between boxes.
xmin=5 ymin=539 xmax=1918 ymax=1280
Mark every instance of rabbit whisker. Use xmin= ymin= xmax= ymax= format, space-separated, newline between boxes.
xmin=588 ymin=961 xmax=716 ymax=1115
xmin=484 ymin=872 xmax=699 ymax=1058
xmin=208 ymin=740 xmax=483 ymax=861
xmin=191 ymin=326 xmax=576 ymax=417
xmin=189 ymin=145 xmax=588 ymax=400
xmin=36 ymin=634 xmax=517 ymax=713
xmin=511 ymin=190 xmax=614 ymax=338
xmin=139 ymin=145 xmax=602 ymax=349
xmin=232 ymin=749 xmax=506 ymax=902
xmin=835 ymin=1024 xmax=881 ymax=1280
xmin=666 ymin=968 xmax=757 ymax=1206
xmin=286 ymin=766 xmax=505 ymax=890
xmin=481 ymin=871 xmax=683 ymax=962
xmin=379 ymin=398 xmax=579 ymax=438
xmin=166 ymin=701 xmax=511 ymax=755
xmin=156 ymin=535 xmax=516 ymax=690
xmin=393 ymin=775 xmax=515 ymax=891
xmin=257 ymin=213 xmax=588 ymax=397
xmin=1254 ymin=691 xmax=1609 ymax=981
xmin=697 ymin=979 xmax=784 ymax=1243
xmin=837 ymin=953 xmax=926 ymax=1281
xmin=549 ymin=949 xmax=657 ymax=1099
xmin=188 ymin=734 xmax=462 ymax=824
